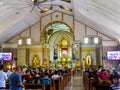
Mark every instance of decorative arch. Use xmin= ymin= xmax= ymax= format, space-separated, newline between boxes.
xmin=42 ymin=21 xmax=74 ymax=61
xmin=41 ymin=21 xmax=74 ymax=45
xmin=43 ymin=21 xmax=73 ymax=34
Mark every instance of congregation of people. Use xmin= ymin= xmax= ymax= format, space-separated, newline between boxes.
xmin=83 ymin=66 xmax=120 ymax=90
xmin=0 ymin=64 xmax=72 ymax=90
xmin=2 ymin=63 xmax=120 ymax=90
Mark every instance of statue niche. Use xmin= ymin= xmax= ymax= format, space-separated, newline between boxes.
xmin=58 ymin=37 xmax=69 ymax=59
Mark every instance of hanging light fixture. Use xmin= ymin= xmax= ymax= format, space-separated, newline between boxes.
xmin=59 ymin=5 xmax=72 ymax=11
xmin=94 ymin=37 xmax=99 ymax=44
xmin=17 ymin=37 xmax=32 ymax=45
xmin=61 ymin=0 xmax=71 ymax=3
xmin=26 ymin=38 xmax=32 ymax=45
xmin=84 ymin=37 xmax=89 ymax=44
xmin=26 ymin=27 xmax=32 ymax=45
xmin=17 ymin=39 xmax=23 ymax=45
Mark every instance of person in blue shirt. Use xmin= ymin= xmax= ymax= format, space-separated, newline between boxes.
xmin=109 ymin=77 xmax=119 ymax=90
xmin=41 ymin=72 xmax=50 ymax=85
xmin=9 ymin=66 xmax=24 ymax=90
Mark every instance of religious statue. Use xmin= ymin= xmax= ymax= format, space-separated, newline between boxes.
xmin=86 ymin=55 xmax=92 ymax=66
xmin=32 ymin=54 xmax=39 ymax=68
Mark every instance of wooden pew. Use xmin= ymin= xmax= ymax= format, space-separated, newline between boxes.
xmin=47 ymin=79 xmax=56 ymax=90
xmin=6 ymin=83 xmax=46 ymax=90
xmin=26 ymin=79 xmax=56 ymax=90
xmin=52 ymin=72 xmax=71 ymax=90
xmin=93 ymin=85 xmax=110 ymax=90
xmin=83 ymin=72 xmax=95 ymax=90
xmin=63 ymin=73 xmax=69 ymax=87
xmin=89 ymin=78 xmax=95 ymax=90
xmin=25 ymin=84 xmax=46 ymax=90
xmin=83 ymin=73 xmax=90 ymax=90
xmin=53 ymin=77 xmax=62 ymax=90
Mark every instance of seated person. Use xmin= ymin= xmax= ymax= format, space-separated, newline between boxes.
xmin=109 ymin=77 xmax=119 ymax=90
xmin=51 ymin=71 xmax=60 ymax=79
xmin=41 ymin=72 xmax=50 ymax=85
xmin=88 ymin=68 xmax=95 ymax=78
xmin=22 ymin=70 xmax=32 ymax=83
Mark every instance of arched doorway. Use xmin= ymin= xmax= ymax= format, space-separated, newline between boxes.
xmin=42 ymin=21 xmax=74 ymax=68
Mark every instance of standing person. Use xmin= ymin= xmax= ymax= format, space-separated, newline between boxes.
xmin=0 ymin=64 xmax=8 ymax=89
xmin=9 ymin=66 xmax=24 ymax=90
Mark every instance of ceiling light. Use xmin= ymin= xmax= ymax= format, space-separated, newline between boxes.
xmin=26 ymin=38 xmax=32 ymax=45
xmin=18 ymin=39 xmax=22 ymax=45
xmin=41 ymin=6 xmax=53 ymax=13
xmin=94 ymin=37 xmax=99 ymax=44
xmin=31 ymin=0 xmax=47 ymax=3
xmin=84 ymin=37 xmax=88 ymax=44
xmin=61 ymin=0 xmax=71 ymax=3
xmin=59 ymin=5 xmax=72 ymax=11
xmin=31 ymin=0 xmax=34 ymax=2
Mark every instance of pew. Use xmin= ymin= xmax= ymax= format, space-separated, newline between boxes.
xmin=25 ymin=84 xmax=46 ymax=90
xmin=6 ymin=83 xmax=46 ymax=90
xmin=93 ymin=85 xmax=110 ymax=90
xmin=52 ymin=71 xmax=72 ymax=90
xmin=47 ymin=79 xmax=56 ymax=90
xmin=83 ymin=72 xmax=98 ymax=90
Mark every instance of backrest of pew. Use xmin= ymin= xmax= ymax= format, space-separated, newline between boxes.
xmin=53 ymin=77 xmax=62 ymax=90
xmin=46 ymin=79 xmax=56 ymax=90
xmin=93 ymin=85 xmax=110 ymax=90
xmin=25 ymin=84 xmax=46 ymax=90
xmin=51 ymin=73 xmax=71 ymax=90
xmin=63 ymin=73 xmax=69 ymax=87
xmin=6 ymin=83 xmax=46 ymax=90
xmin=83 ymin=72 xmax=95 ymax=90
xmin=83 ymin=73 xmax=89 ymax=90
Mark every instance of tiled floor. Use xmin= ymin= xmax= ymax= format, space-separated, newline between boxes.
xmin=64 ymin=72 xmax=85 ymax=90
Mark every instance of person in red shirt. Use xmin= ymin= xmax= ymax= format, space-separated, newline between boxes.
xmin=22 ymin=70 xmax=32 ymax=83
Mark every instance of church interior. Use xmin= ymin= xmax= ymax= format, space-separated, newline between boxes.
xmin=0 ymin=0 xmax=120 ymax=90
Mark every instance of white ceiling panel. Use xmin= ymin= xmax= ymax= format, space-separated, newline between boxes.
xmin=73 ymin=0 xmax=120 ymax=41
xmin=0 ymin=0 xmax=120 ymax=44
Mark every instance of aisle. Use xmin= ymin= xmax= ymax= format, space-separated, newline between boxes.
xmin=64 ymin=72 xmax=85 ymax=90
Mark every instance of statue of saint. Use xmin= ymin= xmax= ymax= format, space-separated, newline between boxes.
xmin=32 ymin=54 xmax=39 ymax=68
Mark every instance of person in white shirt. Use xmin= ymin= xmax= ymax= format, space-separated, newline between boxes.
xmin=7 ymin=69 xmax=13 ymax=78
xmin=51 ymin=71 xmax=60 ymax=79
xmin=0 ymin=64 xmax=8 ymax=89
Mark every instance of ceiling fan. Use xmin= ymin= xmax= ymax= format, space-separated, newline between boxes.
xmin=30 ymin=0 xmax=55 ymax=13
xmin=3 ymin=0 xmax=72 ymax=14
